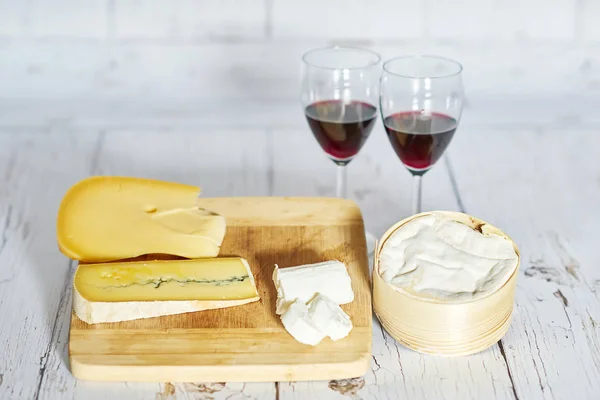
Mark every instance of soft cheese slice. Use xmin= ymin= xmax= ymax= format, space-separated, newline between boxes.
xmin=307 ymin=294 xmax=353 ymax=341
xmin=57 ymin=176 xmax=226 ymax=262
xmin=272 ymin=261 xmax=354 ymax=314
xmin=280 ymin=295 xmax=353 ymax=346
xmin=280 ymin=299 xmax=326 ymax=346
xmin=73 ymin=257 xmax=259 ymax=324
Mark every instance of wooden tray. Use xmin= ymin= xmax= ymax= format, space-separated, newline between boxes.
xmin=68 ymin=197 xmax=372 ymax=382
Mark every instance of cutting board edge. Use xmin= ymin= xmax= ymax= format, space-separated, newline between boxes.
xmin=68 ymin=351 xmax=371 ymax=382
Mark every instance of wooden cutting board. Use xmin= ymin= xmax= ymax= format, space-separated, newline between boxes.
xmin=68 ymin=197 xmax=372 ymax=382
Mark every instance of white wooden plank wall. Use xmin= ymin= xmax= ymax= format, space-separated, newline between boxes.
xmin=0 ymin=0 xmax=599 ymax=105
xmin=0 ymin=0 xmax=588 ymax=40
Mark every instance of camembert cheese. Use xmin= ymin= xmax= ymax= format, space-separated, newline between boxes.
xmin=57 ymin=176 xmax=226 ymax=262
xmin=379 ymin=213 xmax=519 ymax=302
xmin=73 ymin=257 xmax=259 ymax=324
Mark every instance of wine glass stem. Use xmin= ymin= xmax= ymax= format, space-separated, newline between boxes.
xmin=336 ymin=164 xmax=347 ymax=198
xmin=412 ymin=174 xmax=423 ymax=214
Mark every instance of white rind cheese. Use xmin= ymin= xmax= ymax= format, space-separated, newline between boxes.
xmin=280 ymin=294 xmax=353 ymax=346
xmin=273 ymin=261 xmax=354 ymax=345
xmin=280 ymin=299 xmax=326 ymax=346
xmin=73 ymin=288 xmax=258 ymax=324
xmin=379 ymin=214 xmax=519 ymax=302
xmin=308 ymin=294 xmax=352 ymax=341
xmin=272 ymin=261 xmax=354 ymax=315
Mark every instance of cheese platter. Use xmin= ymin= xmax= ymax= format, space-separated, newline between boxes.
xmin=58 ymin=176 xmax=520 ymax=382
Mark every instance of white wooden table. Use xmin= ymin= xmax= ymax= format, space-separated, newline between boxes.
xmin=1 ymin=98 xmax=599 ymax=400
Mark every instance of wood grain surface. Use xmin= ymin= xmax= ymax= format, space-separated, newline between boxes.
xmin=69 ymin=197 xmax=372 ymax=382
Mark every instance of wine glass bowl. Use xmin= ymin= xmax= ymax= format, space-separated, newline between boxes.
xmin=379 ymin=55 xmax=464 ymax=213
xmin=305 ymin=100 xmax=378 ymax=164
xmin=301 ymin=46 xmax=381 ymax=168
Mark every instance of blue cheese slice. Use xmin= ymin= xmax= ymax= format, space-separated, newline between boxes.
xmin=73 ymin=257 xmax=259 ymax=324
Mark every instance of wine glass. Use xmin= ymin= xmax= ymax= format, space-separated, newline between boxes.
xmin=379 ymin=55 xmax=464 ymax=215
xmin=301 ymin=45 xmax=381 ymax=254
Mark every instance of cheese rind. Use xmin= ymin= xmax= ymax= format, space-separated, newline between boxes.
xmin=73 ymin=289 xmax=258 ymax=325
xmin=57 ymin=176 xmax=226 ymax=262
xmin=272 ymin=261 xmax=354 ymax=314
xmin=73 ymin=257 xmax=260 ymax=324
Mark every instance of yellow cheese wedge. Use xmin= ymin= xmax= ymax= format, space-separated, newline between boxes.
xmin=57 ymin=176 xmax=226 ymax=262
xmin=73 ymin=257 xmax=260 ymax=324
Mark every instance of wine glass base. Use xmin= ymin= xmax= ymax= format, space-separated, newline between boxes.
xmin=365 ymin=230 xmax=378 ymax=256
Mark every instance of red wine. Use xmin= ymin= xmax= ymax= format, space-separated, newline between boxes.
xmin=384 ymin=111 xmax=457 ymax=172
xmin=305 ymin=100 xmax=377 ymax=163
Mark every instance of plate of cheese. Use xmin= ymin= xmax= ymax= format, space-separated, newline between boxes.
xmin=57 ymin=176 xmax=372 ymax=382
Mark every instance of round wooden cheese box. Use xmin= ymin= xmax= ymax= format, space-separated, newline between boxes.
xmin=372 ymin=210 xmax=521 ymax=357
